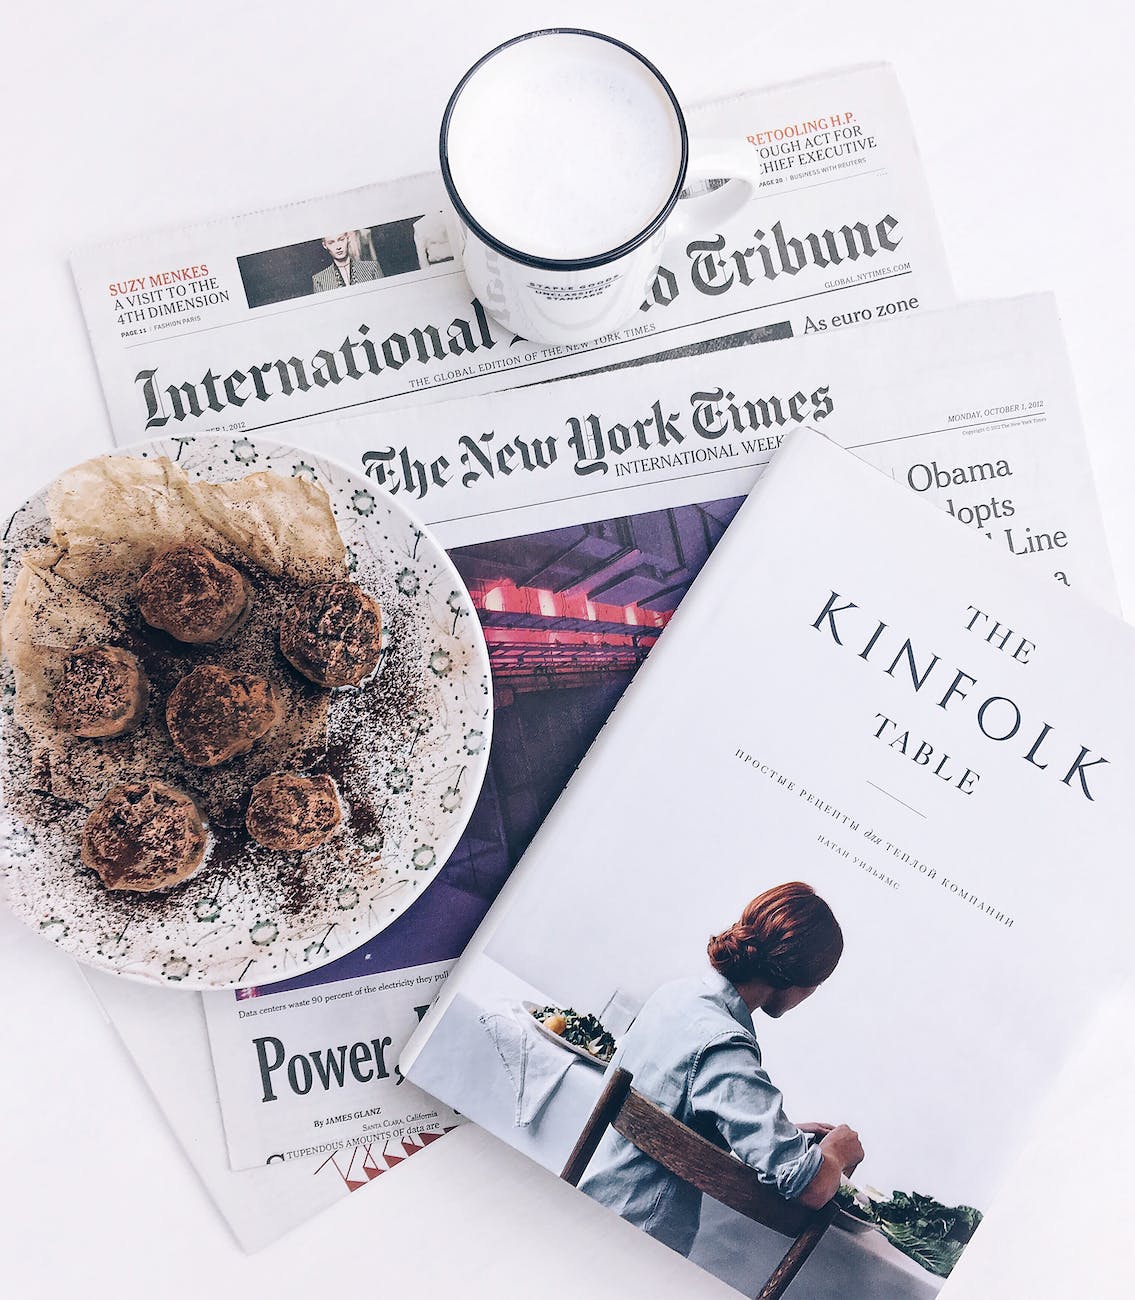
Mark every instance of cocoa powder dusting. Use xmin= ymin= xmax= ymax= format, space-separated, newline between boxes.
xmin=1 ymin=454 xmax=474 ymax=984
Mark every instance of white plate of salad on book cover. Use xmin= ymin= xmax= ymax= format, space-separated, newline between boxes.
xmin=521 ymin=999 xmax=617 ymax=1068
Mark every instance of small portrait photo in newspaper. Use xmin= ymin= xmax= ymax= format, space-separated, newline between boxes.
xmin=236 ymin=213 xmax=454 ymax=309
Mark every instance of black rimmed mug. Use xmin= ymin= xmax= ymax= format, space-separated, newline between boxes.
xmin=440 ymin=29 xmax=763 ymax=347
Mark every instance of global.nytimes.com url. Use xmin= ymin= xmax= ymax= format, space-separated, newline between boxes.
xmin=825 ymin=260 xmax=910 ymax=290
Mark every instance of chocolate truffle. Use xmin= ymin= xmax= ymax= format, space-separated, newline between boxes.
xmin=81 ymin=780 xmax=207 ymax=892
xmin=166 ymin=664 xmax=280 ymax=767
xmin=246 ymin=772 xmax=342 ymax=851
xmin=280 ymin=582 xmax=383 ymax=688
xmin=137 ymin=543 xmax=251 ymax=644
xmin=53 ymin=646 xmax=149 ymax=738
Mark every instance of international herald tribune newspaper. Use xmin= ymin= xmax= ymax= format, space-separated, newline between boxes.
xmin=66 ymin=62 xmax=1001 ymax=1237
xmin=73 ymin=63 xmax=952 ymax=445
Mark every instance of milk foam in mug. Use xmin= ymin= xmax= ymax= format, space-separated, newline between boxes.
xmin=440 ymin=29 xmax=763 ymax=347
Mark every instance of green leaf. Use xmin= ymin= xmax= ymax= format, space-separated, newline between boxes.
xmin=878 ymin=1219 xmax=967 ymax=1278
xmin=836 ymin=1183 xmax=983 ymax=1277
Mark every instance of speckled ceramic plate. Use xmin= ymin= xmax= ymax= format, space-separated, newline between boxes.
xmin=0 ymin=435 xmax=491 ymax=989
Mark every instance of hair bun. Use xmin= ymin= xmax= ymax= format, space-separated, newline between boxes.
xmin=707 ymin=882 xmax=843 ymax=989
xmin=707 ymin=928 xmax=743 ymax=970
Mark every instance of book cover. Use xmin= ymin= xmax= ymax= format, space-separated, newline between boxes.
xmin=403 ymin=426 xmax=1135 ymax=1298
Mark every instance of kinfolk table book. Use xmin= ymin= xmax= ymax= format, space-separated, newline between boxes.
xmin=403 ymin=426 xmax=1135 ymax=1299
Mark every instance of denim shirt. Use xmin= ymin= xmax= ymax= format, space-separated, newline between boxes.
xmin=578 ymin=971 xmax=823 ymax=1257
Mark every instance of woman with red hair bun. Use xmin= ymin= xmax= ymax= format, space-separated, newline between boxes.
xmin=579 ymin=882 xmax=864 ymax=1258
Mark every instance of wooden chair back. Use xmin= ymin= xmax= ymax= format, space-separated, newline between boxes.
xmin=562 ymin=1067 xmax=835 ymax=1300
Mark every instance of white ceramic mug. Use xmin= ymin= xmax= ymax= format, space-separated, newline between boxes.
xmin=440 ymin=29 xmax=762 ymax=347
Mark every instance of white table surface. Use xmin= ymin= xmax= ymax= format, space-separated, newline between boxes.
xmin=2 ymin=2 xmax=1134 ymax=1297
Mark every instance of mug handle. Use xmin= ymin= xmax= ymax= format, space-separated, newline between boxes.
xmin=672 ymin=136 xmax=766 ymax=231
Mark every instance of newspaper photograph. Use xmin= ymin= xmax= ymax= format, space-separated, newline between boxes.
xmin=203 ymin=293 xmax=1116 ymax=1169
xmin=72 ymin=64 xmax=953 ymax=444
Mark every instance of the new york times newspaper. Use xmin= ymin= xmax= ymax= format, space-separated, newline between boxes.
xmin=71 ymin=63 xmax=972 ymax=1245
